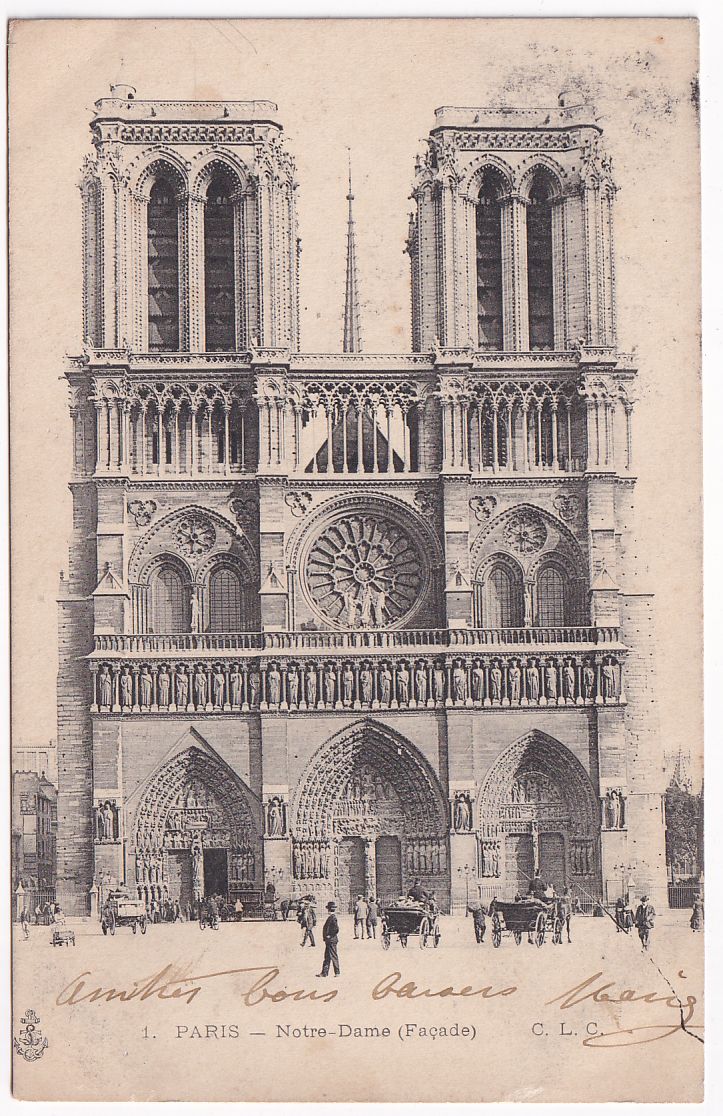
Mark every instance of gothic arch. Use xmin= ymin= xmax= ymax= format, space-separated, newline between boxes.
xmin=292 ymin=719 xmax=448 ymax=840
xmin=191 ymin=152 xmax=252 ymax=197
xmin=477 ymin=730 xmax=598 ymax=838
xmin=132 ymin=152 xmax=188 ymax=201
xmin=460 ymin=154 xmax=515 ymax=200
xmin=518 ymin=157 xmax=567 ymax=199
xmin=128 ymin=504 xmax=257 ymax=583
xmin=470 ymin=501 xmax=587 ymax=574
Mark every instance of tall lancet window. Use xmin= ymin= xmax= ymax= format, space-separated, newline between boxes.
xmin=476 ymin=175 xmax=503 ymax=350
xmin=147 ymin=179 xmax=180 ymax=351
xmin=204 ymin=174 xmax=236 ymax=351
xmin=526 ymin=172 xmax=555 ymax=350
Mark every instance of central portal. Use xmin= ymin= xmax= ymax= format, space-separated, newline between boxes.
xmin=292 ymin=721 xmax=450 ymax=910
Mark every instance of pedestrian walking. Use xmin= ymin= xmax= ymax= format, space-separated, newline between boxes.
xmin=20 ymin=908 xmax=30 ymax=940
xmin=354 ymin=894 xmax=369 ymax=939
xmin=558 ymin=888 xmax=572 ymax=943
xmin=366 ymin=896 xmax=379 ymax=939
xmin=690 ymin=896 xmax=703 ymax=932
xmin=470 ymin=904 xmax=486 ymax=943
xmin=300 ymin=900 xmax=317 ymax=947
xmin=317 ymin=901 xmax=340 ymax=977
xmin=634 ymin=895 xmax=655 ymax=950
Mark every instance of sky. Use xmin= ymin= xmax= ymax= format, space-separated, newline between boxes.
xmin=8 ymin=18 xmax=701 ymax=782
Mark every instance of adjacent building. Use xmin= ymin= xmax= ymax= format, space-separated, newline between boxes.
xmin=56 ymin=86 xmax=667 ymax=915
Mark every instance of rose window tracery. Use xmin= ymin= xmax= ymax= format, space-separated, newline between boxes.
xmin=175 ymin=514 xmax=216 ymax=557
xmin=504 ymin=511 xmax=547 ymax=554
xmin=304 ymin=513 xmax=424 ymax=628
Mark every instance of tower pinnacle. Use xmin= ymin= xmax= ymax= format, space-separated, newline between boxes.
xmin=342 ymin=152 xmax=362 ymax=353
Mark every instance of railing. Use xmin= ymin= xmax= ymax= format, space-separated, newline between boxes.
xmin=93 ymin=625 xmax=620 ymax=656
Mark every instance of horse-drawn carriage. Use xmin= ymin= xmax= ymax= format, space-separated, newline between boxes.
xmin=380 ymin=901 xmax=441 ymax=949
xmin=490 ymin=898 xmax=563 ymax=947
xmin=101 ymin=891 xmax=148 ymax=936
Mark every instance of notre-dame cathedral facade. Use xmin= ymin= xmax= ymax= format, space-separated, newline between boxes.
xmin=57 ymin=86 xmax=667 ymax=915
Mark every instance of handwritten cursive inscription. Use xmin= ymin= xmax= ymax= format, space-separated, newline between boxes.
xmin=371 ymin=972 xmax=518 ymax=1001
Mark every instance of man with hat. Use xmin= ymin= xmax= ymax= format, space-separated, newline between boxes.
xmin=318 ymin=901 xmax=340 ymax=977
xmin=354 ymin=894 xmax=369 ymax=939
xmin=634 ymin=894 xmax=655 ymax=951
xmin=300 ymin=898 xmax=317 ymax=947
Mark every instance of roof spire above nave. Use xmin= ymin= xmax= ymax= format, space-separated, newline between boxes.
xmin=342 ymin=151 xmax=363 ymax=354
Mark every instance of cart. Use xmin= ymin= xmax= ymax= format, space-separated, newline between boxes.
xmin=50 ymin=927 xmax=75 ymax=947
xmin=101 ymin=892 xmax=148 ymax=936
xmin=380 ymin=902 xmax=441 ymax=949
xmin=490 ymin=898 xmax=562 ymax=948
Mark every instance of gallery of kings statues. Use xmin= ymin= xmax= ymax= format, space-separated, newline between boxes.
xmin=56 ymin=86 xmax=668 ymax=915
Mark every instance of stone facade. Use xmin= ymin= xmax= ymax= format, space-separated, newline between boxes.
xmin=56 ymin=87 xmax=667 ymax=915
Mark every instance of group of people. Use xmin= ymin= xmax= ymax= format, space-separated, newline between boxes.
xmin=352 ymin=895 xmax=380 ymax=939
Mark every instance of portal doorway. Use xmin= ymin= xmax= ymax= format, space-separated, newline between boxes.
xmin=338 ymin=836 xmax=366 ymax=910
xmin=375 ymin=835 xmax=402 ymax=901
xmin=506 ymin=834 xmax=534 ymax=895
xmin=203 ymin=847 xmax=229 ymax=898
xmin=539 ymin=833 xmax=566 ymax=890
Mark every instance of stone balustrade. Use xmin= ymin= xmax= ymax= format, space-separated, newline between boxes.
xmin=90 ymin=649 xmax=623 ymax=714
xmin=93 ymin=624 xmax=619 ymax=657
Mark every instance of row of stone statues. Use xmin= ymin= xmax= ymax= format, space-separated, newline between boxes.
xmin=95 ymin=800 xmax=119 ymax=842
xmin=479 ymin=841 xmax=502 ymax=878
xmin=293 ymin=841 xmax=331 ymax=880
xmin=601 ymin=788 xmax=626 ymax=830
xmin=406 ymin=838 xmax=447 ymax=875
xmin=93 ymin=655 xmax=621 ymax=712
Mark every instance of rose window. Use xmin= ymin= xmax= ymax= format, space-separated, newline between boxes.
xmin=305 ymin=513 xmax=424 ymax=628
xmin=175 ymin=515 xmax=216 ymax=557
xmin=503 ymin=511 xmax=547 ymax=554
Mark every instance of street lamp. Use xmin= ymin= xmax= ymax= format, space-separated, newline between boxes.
xmin=456 ymin=864 xmax=473 ymax=915
xmin=612 ymin=862 xmax=637 ymax=905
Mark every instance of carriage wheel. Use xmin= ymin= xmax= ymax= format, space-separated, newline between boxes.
xmin=433 ymin=925 xmax=441 ymax=948
xmin=419 ymin=917 xmax=430 ymax=948
xmin=382 ymin=930 xmax=391 ymax=950
xmin=140 ymin=917 xmax=147 ymax=935
xmin=535 ymin=912 xmax=546 ymax=947
xmin=513 ymin=929 xmax=522 ymax=946
xmin=553 ymin=918 xmax=563 ymax=945
xmin=400 ymin=935 xmax=408 ymax=948
xmin=492 ymin=914 xmax=502 ymax=948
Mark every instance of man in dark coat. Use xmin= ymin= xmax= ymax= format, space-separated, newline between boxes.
xmin=300 ymin=901 xmax=317 ymax=947
xmin=470 ymin=904 xmax=486 ymax=943
xmin=318 ymin=901 xmax=340 ymax=977
xmin=634 ymin=895 xmax=655 ymax=950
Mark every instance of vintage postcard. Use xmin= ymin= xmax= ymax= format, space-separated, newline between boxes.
xmin=9 ymin=17 xmax=703 ymax=1103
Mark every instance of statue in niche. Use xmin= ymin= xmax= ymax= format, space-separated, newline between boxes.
xmin=453 ymin=792 xmax=472 ymax=832
xmin=120 ymin=666 xmax=133 ymax=708
xmin=372 ymin=588 xmax=386 ymax=626
xmin=191 ymin=838 xmax=203 ymax=891
xmin=267 ymin=798 xmax=284 ymax=837
xmin=415 ymin=662 xmax=428 ymax=703
xmin=139 ymin=667 xmax=152 ymax=707
xmin=195 ymin=667 xmax=207 ymax=707
xmin=360 ymin=665 xmax=373 ymax=704
xmin=582 ymin=663 xmax=595 ymax=701
xmin=564 ymin=661 xmax=576 ymax=701
xmin=323 ymin=666 xmax=336 ymax=705
xmin=97 ymin=801 xmax=116 ymax=841
xmin=344 ymin=589 xmax=360 ymax=628
xmin=99 ymin=667 xmax=112 ymax=708
xmin=305 ymin=665 xmax=317 ymax=707
xmin=360 ymin=585 xmax=374 ymax=627
xmin=545 ymin=661 xmax=558 ymax=700
xmin=490 ymin=662 xmax=503 ymax=703
xmin=176 ymin=667 xmax=189 ymax=707
xmin=526 ymin=661 xmax=540 ymax=703
xmin=452 ymin=661 xmax=467 ymax=703
xmin=602 ymin=660 xmax=617 ymax=700
xmin=249 ymin=670 xmax=260 ymax=706
xmin=471 ymin=661 xmax=484 ymax=702
xmin=287 ymin=665 xmax=300 ymax=706
xmin=397 ymin=663 xmax=410 ymax=704
xmin=158 ymin=665 xmax=170 ymax=707
xmin=190 ymin=587 xmax=202 ymax=634
xmin=432 ymin=664 xmax=446 ymax=702
xmin=230 ymin=667 xmax=242 ymax=706
xmin=343 ymin=664 xmax=354 ymax=705
xmin=268 ymin=666 xmax=281 ymax=705
xmin=213 ymin=668 xmax=225 ymax=707
xmin=509 ymin=662 xmax=521 ymax=703
xmin=379 ymin=665 xmax=392 ymax=705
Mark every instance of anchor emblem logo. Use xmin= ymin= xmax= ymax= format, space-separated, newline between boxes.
xmin=13 ymin=1008 xmax=48 ymax=1062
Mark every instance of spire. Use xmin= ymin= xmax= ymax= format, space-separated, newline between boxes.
xmin=343 ymin=152 xmax=362 ymax=353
